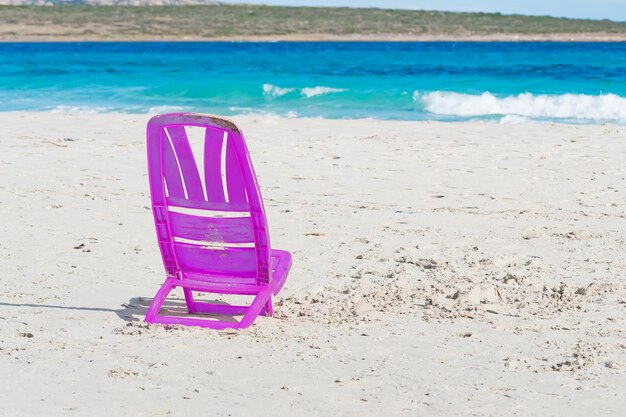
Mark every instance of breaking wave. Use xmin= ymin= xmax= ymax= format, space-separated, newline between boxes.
xmin=262 ymin=84 xmax=347 ymax=98
xmin=262 ymin=83 xmax=296 ymax=97
xmin=417 ymin=91 xmax=626 ymax=122
xmin=301 ymin=86 xmax=347 ymax=98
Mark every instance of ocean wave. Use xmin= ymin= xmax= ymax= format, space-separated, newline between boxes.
xmin=262 ymin=83 xmax=296 ymax=97
xmin=300 ymin=86 xmax=346 ymax=98
xmin=261 ymin=84 xmax=347 ymax=98
xmin=228 ymin=106 xmax=298 ymax=118
xmin=417 ymin=91 xmax=626 ymax=122
xmin=499 ymin=115 xmax=531 ymax=124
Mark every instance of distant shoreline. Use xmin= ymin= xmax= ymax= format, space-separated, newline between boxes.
xmin=2 ymin=5 xmax=625 ymax=43
xmin=2 ymin=33 xmax=626 ymax=42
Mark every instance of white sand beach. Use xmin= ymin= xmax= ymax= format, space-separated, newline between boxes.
xmin=0 ymin=112 xmax=624 ymax=416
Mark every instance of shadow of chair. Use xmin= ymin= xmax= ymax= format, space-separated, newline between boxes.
xmin=0 ymin=296 xmax=239 ymax=324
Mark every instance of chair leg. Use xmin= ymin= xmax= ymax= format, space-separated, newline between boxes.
xmin=145 ymin=279 xmax=274 ymax=330
xmin=264 ymin=298 xmax=273 ymax=317
xmin=238 ymin=290 xmax=273 ymax=329
xmin=183 ymin=288 xmax=196 ymax=313
xmin=145 ymin=279 xmax=175 ymax=323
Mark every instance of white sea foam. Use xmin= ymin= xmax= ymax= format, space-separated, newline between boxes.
xmin=499 ymin=115 xmax=531 ymax=124
xmin=300 ymin=86 xmax=346 ymax=98
xmin=228 ymin=106 xmax=299 ymax=120
xmin=262 ymin=83 xmax=345 ymax=98
xmin=418 ymin=91 xmax=626 ymax=122
xmin=50 ymin=105 xmax=112 ymax=114
xmin=262 ymin=83 xmax=296 ymax=97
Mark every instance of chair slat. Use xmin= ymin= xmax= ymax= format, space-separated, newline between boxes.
xmin=166 ymin=197 xmax=248 ymax=212
xmin=162 ymin=134 xmax=185 ymax=198
xmin=225 ymin=133 xmax=248 ymax=204
xmin=204 ymin=127 xmax=226 ymax=203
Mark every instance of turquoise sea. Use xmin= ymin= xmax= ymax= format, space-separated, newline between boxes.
xmin=2 ymin=42 xmax=626 ymax=123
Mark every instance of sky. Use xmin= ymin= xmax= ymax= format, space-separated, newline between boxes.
xmin=222 ymin=1 xmax=626 ymax=21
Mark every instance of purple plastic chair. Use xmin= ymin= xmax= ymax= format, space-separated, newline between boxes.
xmin=144 ymin=113 xmax=291 ymax=329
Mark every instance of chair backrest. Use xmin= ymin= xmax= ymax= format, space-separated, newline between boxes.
xmin=147 ymin=113 xmax=271 ymax=285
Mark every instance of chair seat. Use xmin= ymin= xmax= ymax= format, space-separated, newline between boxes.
xmin=177 ymin=249 xmax=292 ymax=295
xmin=270 ymin=249 xmax=292 ymax=295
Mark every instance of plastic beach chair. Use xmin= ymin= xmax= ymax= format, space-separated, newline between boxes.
xmin=144 ymin=113 xmax=292 ymax=329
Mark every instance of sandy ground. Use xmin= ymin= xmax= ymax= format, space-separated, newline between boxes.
xmin=0 ymin=113 xmax=624 ymax=416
